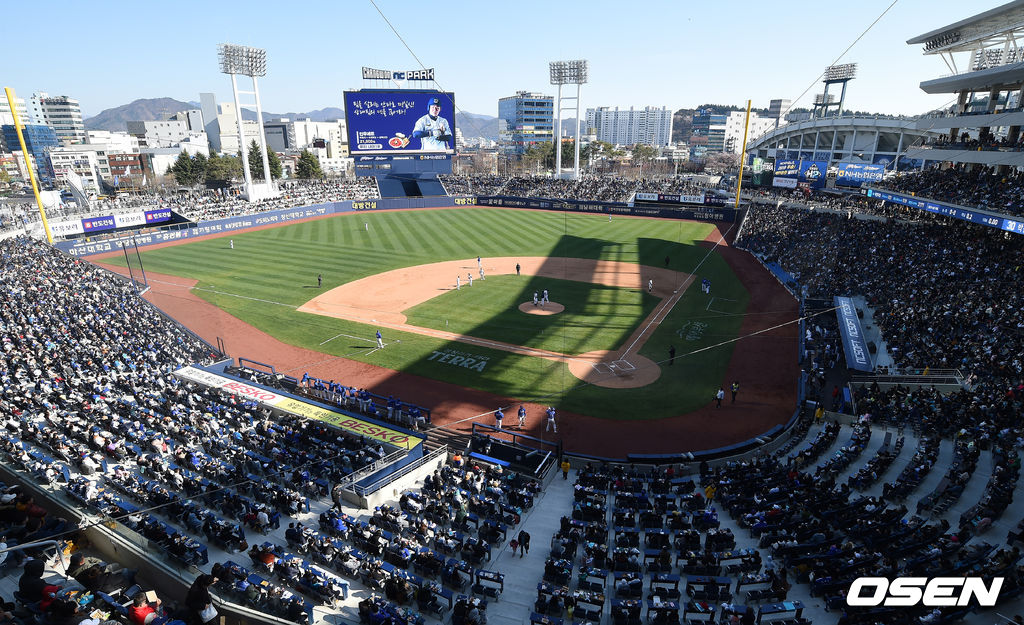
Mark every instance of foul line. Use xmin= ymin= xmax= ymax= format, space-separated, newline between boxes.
xmin=320 ymin=332 xmax=377 ymax=346
xmin=621 ymin=223 xmax=735 ymax=358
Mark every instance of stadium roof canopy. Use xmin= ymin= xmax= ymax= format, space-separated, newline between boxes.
xmin=907 ymin=0 xmax=1024 ymax=53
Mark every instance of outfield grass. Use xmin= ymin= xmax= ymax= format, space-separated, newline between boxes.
xmin=404 ymin=275 xmax=660 ymax=356
xmin=106 ymin=207 xmax=749 ymax=420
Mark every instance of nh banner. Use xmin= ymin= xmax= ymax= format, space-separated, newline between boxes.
xmin=834 ymin=296 xmax=873 ymax=372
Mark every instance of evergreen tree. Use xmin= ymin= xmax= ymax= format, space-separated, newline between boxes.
xmin=296 ymin=150 xmax=323 ymax=179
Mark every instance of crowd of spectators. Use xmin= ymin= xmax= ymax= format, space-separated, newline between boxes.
xmin=0 ymin=234 xmax=420 ymax=624
xmin=438 ymin=175 xmax=506 ymax=197
xmin=877 ymin=165 xmax=1024 ymax=217
xmin=737 ymin=202 xmax=1024 ymax=440
xmin=924 ymin=129 xmax=1024 ymax=152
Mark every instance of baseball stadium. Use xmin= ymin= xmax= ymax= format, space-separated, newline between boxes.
xmin=1 ymin=2 xmax=1024 ymax=625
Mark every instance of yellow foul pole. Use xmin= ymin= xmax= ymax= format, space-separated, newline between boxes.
xmin=4 ymin=87 xmax=53 ymax=243
xmin=734 ymin=98 xmax=752 ymax=209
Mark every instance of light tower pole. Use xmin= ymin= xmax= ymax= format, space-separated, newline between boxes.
xmin=549 ymin=60 xmax=588 ymax=180
xmin=219 ymin=43 xmax=277 ymax=201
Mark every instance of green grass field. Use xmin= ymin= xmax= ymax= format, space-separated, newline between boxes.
xmin=107 ymin=207 xmax=750 ymax=420
xmin=404 ymin=275 xmax=660 ymax=356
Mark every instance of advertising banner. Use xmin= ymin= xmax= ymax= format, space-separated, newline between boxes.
xmin=799 ymin=160 xmax=827 ymax=189
xmin=834 ymin=296 xmax=873 ymax=372
xmin=634 ymin=192 xmax=706 ymax=204
xmin=114 ymin=213 xmax=147 ymax=228
xmin=772 ymin=177 xmax=798 ymax=189
xmin=344 ymin=90 xmax=456 ymax=155
xmin=174 ymin=366 xmax=419 ymax=449
xmin=82 ymin=216 xmax=117 ymax=233
xmin=836 ymin=162 xmax=884 ymax=187
xmin=864 ymin=187 xmax=1018 ymax=234
xmin=50 ymin=220 xmax=85 ymax=237
xmin=774 ymin=160 xmax=799 ymax=178
xmin=145 ymin=208 xmax=172 ymax=224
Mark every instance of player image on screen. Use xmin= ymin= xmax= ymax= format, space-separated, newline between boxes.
xmin=412 ymin=97 xmax=453 ymax=151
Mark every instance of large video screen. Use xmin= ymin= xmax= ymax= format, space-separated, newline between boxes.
xmin=344 ymin=90 xmax=456 ymax=155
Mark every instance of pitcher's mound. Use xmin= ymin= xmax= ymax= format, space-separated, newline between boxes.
xmin=568 ymin=350 xmax=661 ymax=388
xmin=519 ymin=302 xmax=565 ymax=315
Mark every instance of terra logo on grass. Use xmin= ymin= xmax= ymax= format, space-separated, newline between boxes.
xmin=846 ymin=577 xmax=1003 ymax=607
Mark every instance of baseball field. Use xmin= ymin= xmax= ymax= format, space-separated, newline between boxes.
xmin=102 ymin=207 xmax=759 ymax=423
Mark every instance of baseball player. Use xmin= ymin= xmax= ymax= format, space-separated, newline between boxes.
xmin=456 ymin=275 xmax=461 ymax=290
xmin=542 ymin=289 xmax=549 ymax=305
xmin=411 ymin=97 xmax=452 ymax=151
xmin=494 ymin=408 xmax=504 ymax=430
xmin=518 ymin=405 xmax=526 ymax=428
xmin=545 ymin=406 xmax=557 ymax=432
xmin=479 ymin=267 xmax=485 ymax=280
xmin=648 ymin=279 xmax=653 ymax=293
xmin=229 ymin=239 xmax=234 ymax=249
xmin=317 ymin=274 xmax=322 ymax=288
xmin=533 ymin=291 xmax=539 ymax=306
xmin=468 ymin=273 xmax=473 ymax=287
xmin=376 ymin=330 xmax=384 ymax=349
xmin=477 ymin=256 xmax=482 ymax=271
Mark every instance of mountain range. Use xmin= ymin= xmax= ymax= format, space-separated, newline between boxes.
xmin=84 ymin=97 xmax=501 ymax=140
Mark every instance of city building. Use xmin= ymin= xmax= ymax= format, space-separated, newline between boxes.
xmin=767 ymin=99 xmax=791 ymax=128
xmin=170 ymin=109 xmax=205 ymax=133
xmin=126 ymin=120 xmax=189 ymax=148
xmin=2 ymin=124 xmax=60 ymax=181
xmin=723 ymin=111 xmax=776 ymax=154
xmin=199 ymin=92 xmax=261 ymax=155
xmin=498 ymin=91 xmax=554 ymax=155
xmin=0 ymin=95 xmax=30 ymax=127
xmin=109 ymin=151 xmax=145 ymax=181
xmin=690 ymin=109 xmax=728 ymax=156
xmin=86 ymin=130 xmax=140 ymax=154
xmin=906 ymin=1 xmax=1024 ymax=168
xmin=48 ymin=147 xmax=104 ymax=192
xmin=29 ymin=92 xmax=86 ymax=145
xmin=584 ymin=106 xmax=673 ymax=146
xmin=263 ymin=118 xmax=346 ymax=157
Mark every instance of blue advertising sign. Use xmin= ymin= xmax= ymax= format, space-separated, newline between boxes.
xmin=799 ymin=160 xmax=827 ymax=188
xmin=865 ymin=187 xmax=1017 ymax=234
xmin=82 ymin=216 xmax=117 ymax=233
xmin=834 ymin=296 xmax=873 ymax=372
xmin=344 ymin=90 xmax=456 ymax=155
xmin=835 ymin=162 xmax=884 ymax=187
xmin=774 ymin=160 xmax=799 ymax=178
xmin=145 ymin=208 xmax=172 ymax=224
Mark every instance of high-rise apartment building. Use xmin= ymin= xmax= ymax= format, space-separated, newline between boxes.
xmin=584 ymin=106 xmax=673 ymax=146
xmin=30 ymin=92 xmax=86 ymax=145
xmin=498 ymin=92 xmax=554 ymax=155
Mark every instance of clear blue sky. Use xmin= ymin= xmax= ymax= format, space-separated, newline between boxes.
xmin=2 ymin=0 xmax=1004 ymax=120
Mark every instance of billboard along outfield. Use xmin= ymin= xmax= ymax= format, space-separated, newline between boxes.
xmin=99 ymin=208 xmax=750 ymax=421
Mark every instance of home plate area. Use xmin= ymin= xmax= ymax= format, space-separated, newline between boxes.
xmin=591 ymin=359 xmax=637 ymax=374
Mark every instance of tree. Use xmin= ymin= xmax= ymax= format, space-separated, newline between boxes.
xmin=191 ymin=152 xmax=208 ymax=186
xmin=296 ymin=150 xmax=323 ymax=179
xmin=630 ymin=144 xmax=658 ymax=162
xmin=247 ymin=140 xmax=283 ymax=180
xmin=205 ymin=153 xmax=241 ymax=185
xmin=170 ymin=152 xmax=196 ymax=186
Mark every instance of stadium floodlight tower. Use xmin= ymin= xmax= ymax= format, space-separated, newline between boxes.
xmin=813 ymin=63 xmax=857 ymax=119
xmin=549 ymin=59 xmax=588 ymax=180
xmin=218 ymin=43 xmax=278 ymax=202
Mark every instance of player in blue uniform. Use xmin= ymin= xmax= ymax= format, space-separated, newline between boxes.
xmin=412 ymin=97 xmax=452 ymax=151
